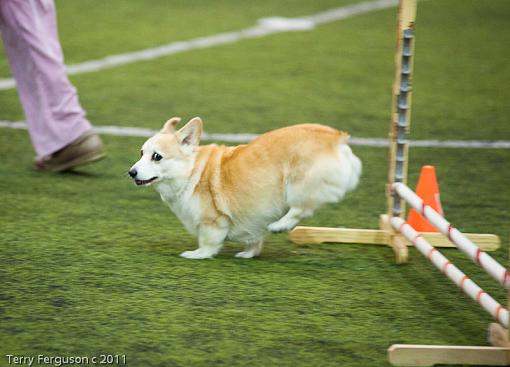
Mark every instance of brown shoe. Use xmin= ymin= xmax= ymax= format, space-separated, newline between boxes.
xmin=34 ymin=130 xmax=106 ymax=172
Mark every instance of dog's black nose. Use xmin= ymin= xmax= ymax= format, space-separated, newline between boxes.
xmin=128 ymin=169 xmax=137 ymax=178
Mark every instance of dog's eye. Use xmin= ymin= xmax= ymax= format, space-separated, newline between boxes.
xmin=152 ymin=152 xmax=163 ymax=161
xmin=140 ymin=150 xmax=143 ymax=157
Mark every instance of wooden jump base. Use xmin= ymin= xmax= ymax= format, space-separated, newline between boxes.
xmin=388 ymin=345 xmax=510 ymax=367
xmin=289 ymin=226 xmax=499 ymax=252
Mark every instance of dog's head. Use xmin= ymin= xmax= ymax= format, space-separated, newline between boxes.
xmin=128 ymin=117 xmax=202 ymax=186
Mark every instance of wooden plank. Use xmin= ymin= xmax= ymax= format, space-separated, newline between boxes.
xmin=489 ymin=323 xmax=510 ymax=348
xmin=397 ymin=0 xmax=417 ymax=32
xmin=388 ymin=344 xmax=510 ymax=366
xmin=487 ymin=240 xmax=509 ymax=347
xmin=288 ymin=226 xmax=500 ymax=251
xmin=382 ymin=214 xmax=409 ymax=262
xmin=379 ymin=214 xmax=393 ymax=232
xmin=386 ymin=0 xmax=417 ymax=217
xmin=420 ymin=232 xmax=500 ymax=251
xmin=288 ymin=227 xmax=390 ymax=246
xmin=392 ymin=235 xmax=409 ymax=264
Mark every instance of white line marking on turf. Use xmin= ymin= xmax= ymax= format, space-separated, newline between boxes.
xmin=0 ymin=0 xmax=401 ymax=91
xmin=2 ymin=120 xmax=509 ymax=149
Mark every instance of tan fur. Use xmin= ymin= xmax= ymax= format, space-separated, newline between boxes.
xmin=192 ymin=124 xmax=349 ymax=224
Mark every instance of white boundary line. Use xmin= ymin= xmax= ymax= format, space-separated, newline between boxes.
xmin=1 ymin=120 xmax=509 ymax=149
xmin=0 ymin=0 xmax=401 ymax=91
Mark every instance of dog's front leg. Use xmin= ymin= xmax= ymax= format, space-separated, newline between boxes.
xmin=180 ymin=224 xmax=228 ymax=259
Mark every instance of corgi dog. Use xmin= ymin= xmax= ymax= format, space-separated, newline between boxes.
xmin=128 ymin=117 xmax=362 ymax=259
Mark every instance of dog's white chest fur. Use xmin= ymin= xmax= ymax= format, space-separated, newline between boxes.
xmin=156 ymin=182 xmax=201 ymax=236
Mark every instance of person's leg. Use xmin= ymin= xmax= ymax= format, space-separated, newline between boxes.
xmin=0 ymin=0 xmax=93 ymax=159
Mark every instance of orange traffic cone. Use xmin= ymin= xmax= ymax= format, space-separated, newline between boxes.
xmin=406 ymin=165 xmax=443 ymax=232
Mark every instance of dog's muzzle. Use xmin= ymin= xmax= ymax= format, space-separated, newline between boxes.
xmin=128 ymin=168 xmax=158 ymax=186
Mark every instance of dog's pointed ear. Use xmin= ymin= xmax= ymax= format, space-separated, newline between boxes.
xmin=177 ymin=117 xmax=202 ymax=147
xmin=160 ymin=117 xmax=181 ymax=134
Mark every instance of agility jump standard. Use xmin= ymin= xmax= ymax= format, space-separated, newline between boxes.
xmin=287 ymin=0 xmax=500 ymax=263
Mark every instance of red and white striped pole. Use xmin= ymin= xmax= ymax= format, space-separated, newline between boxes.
xmin=392 ymin=182 xmax=509 ymax=289
xmin=391 ymin=216 xmax=508 ymax=327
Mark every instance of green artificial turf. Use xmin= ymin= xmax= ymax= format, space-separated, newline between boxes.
xmin=1 ymin=0 xmax=510 ymax=366
xmin=1 ymin=130 xmax=509 ymax=367
xmin=0 ymin=0 xmax=358 ymax=78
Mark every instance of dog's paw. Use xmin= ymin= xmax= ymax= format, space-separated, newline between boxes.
xmin=180 ymin=249 xmax=213 ymax=259
xmin=235 ymin=250 xmax=258 ymax=259
xmin=267 ymin=222 xmax=291 ymax=233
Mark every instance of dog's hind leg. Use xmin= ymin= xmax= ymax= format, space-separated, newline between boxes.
xmin=267 ymin=207 xmax=313 ymax=233
xmin=268 ymin=152 xmax=357 ymax=234
xmin=180 ymin=224 xmax=228 ymax=259
xmin=235 ymin=240 xmax=264 ymax=259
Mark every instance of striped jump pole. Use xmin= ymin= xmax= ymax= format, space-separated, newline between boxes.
xmin=391 ymin=216 xmax=509 ymax=328
xmin=392 ymin=182 xmax=509 ymax=289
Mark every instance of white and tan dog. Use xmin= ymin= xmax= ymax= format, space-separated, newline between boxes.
xmin=128 ymin=117 xmax=361 ymax=259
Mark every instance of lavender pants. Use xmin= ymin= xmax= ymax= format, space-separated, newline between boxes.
xmin=0 ymin=0 xmax=92 ymax=158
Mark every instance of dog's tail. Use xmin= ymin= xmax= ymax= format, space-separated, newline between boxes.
xmin=338 ymin=138 xmax=362 ymax=193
